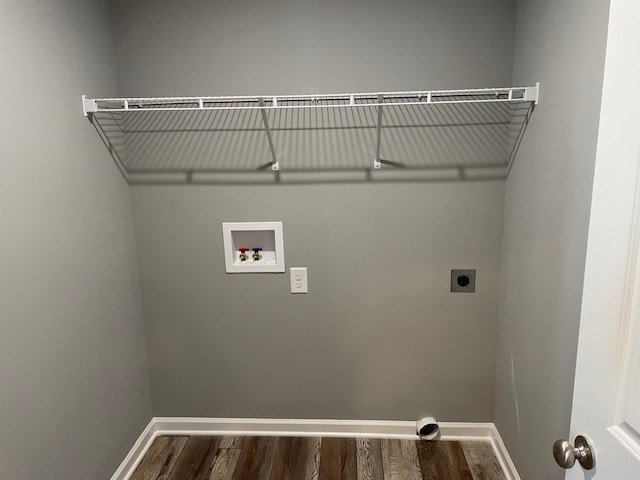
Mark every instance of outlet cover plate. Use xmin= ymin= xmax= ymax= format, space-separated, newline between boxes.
xmin=290 ymin=267 xmax=308 ymax=294
xmin=451 ymin=269 xmax=476 ymax=293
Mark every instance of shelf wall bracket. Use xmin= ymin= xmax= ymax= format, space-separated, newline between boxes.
xmin=258 ymin=98 xmax=279 ymax=171
xmin=82 ymin=95 xmax=97 ymax=117
xmin=373 ymin=94 xmax=384 ymax=169
xmin=523 ymin=82 xmax=540 ymax=106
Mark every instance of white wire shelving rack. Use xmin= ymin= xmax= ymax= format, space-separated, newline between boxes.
xmin=82 ymin=84 xmax=539 ymax=183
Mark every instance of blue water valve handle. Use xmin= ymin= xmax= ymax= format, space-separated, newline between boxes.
xmin=252 ymin=247 xmax=263 ymax=261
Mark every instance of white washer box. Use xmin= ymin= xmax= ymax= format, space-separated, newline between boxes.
xmin=222 ymin=222 xmax=285 ymax=273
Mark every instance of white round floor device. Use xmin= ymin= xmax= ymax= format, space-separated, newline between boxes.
xmin=416 ymin=416 xmax=439 ymax=441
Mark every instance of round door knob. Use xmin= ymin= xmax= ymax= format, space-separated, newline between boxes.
xmin=553 ymin=440 xmax=576 ymax=468
xmin=553 ymin=435 xmax=595 ymax=470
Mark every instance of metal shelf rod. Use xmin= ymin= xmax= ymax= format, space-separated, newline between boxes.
xmin=83 ymin=85 xmax=539 ymax=115
xmin=90 ymin=86 xmax=533 ymax=102
xmin=85 ymin=98 xmax=531 ymax=114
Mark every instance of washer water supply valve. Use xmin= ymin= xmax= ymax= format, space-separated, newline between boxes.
xmin=238 ymin=248 xmax=250 ymax=262
xmin=252 ymin=247 xmax=263 ymax=261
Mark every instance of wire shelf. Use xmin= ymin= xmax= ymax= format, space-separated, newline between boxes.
xmin=83 ymin=85 xmax=538 ymax=183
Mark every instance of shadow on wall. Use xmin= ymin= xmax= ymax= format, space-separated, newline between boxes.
xmin=89 ymin=100 xmax=533 ymax=185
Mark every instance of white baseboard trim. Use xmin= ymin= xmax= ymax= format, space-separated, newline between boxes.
xmin=110 ymin=418 xmax=158 ymax=480
xmin=487 ymin=424 xmax=522 ymax=480
xmin=111 ymin=417 xmax=521 ymax=480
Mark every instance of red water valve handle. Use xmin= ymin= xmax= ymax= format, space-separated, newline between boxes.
xmin=238 ymin=248 xmax=250 ymax=253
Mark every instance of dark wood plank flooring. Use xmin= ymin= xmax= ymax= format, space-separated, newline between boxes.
xmin=131 ymin=436 xmax=506 ymax=480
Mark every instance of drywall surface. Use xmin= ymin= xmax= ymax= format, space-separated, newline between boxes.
xmin=494 ymin=1 xmax=610 ymax=479
xmin=109 ymin=0 xmax=516 ymax=96
xmin=110 ymin=0 xmax=515 ymax=420
xmin=0 ymin=1 xmax=153 ymax=479
xmin=131 ymin=182 xmax=505 ymax=419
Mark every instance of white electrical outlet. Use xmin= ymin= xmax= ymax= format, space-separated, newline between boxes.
xmin=290 ymin=267 xmax=308 ymax=294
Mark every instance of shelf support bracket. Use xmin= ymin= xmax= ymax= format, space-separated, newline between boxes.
xmin=523 ymin=82 xmax=540 ymax=106
xmin=373 ymin=94 xmax=384 ymax=169
xmin=258 ymin=98 xmax=279 ymax=171
xmin=506 ymin=103 xmax=534 ymax=174
xmin=82 ymin=95 xmax=97 ymax=117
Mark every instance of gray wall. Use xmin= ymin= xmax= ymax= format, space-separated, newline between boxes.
xmin=494 ymin=1 xmax=610 ymax=479
xmin=132 ymin=182 xmax=505 ymax=419
xmin=110 ymin=0 xmax=515 ymax=420
xmin=0 ymin=1 xmax=153 ymax=479
xmin=109 ymin=0 xmax=516 ymax=96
